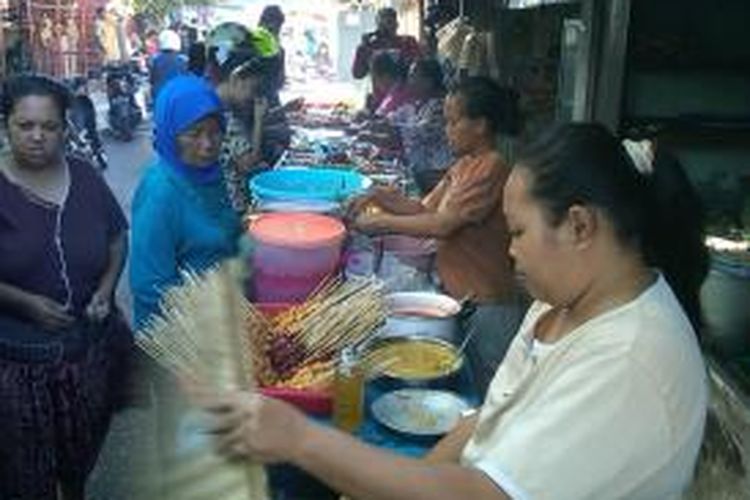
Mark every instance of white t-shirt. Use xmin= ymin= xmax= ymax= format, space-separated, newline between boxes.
xmin=460 ymin=275 xmax=707 ymax=500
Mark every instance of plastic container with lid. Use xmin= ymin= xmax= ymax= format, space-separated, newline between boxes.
xmin=247 ymin=212 xmax=346 ymax=303
xmin=249 ymin=167 xmax=372 ymax=203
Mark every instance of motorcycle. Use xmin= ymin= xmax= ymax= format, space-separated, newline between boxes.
xmin=66 ymin=77 xmax=108 ymax=171
xmin=67 ymin=117 xmax=109 ymax=171
xmin=104 ymin=62 xmax=143 ymax=141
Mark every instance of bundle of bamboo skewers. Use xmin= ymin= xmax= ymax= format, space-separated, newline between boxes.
xmin=253 ymin=276 xmax=388 ymax=389
xmin=135 ymin=257 xmax=400 ymax=499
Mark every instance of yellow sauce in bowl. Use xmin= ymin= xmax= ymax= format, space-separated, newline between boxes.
xmin=369 ymin=339 xmax=460 ymax=381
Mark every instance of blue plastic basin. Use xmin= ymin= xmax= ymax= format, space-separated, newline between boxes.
xmin=250 ymin=167 xmax=372 ymax=202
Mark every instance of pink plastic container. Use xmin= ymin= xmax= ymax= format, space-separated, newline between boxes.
xmin=248 ymin=212 xmax=346 ymax=303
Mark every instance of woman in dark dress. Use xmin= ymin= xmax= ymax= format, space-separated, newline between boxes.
xmin=0 ymin=74 xmax=132 ymax=499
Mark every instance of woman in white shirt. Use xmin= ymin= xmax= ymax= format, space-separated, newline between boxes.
xmin=196 ymin=123 xmax=709 ymax=500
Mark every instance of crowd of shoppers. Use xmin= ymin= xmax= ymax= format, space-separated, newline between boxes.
xmin=0 ymin=5 xmax=714 ymax=500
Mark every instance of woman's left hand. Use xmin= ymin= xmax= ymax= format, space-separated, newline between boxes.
xmin=352 ymin=212 xmax=387 ymax=234
xmin=198 ymin=389 xmax=309 ymax=464
xmin=236 ymin=150 xmax=262 ymax=173
xmin=85 ymin=289 xmax=111 ymax=322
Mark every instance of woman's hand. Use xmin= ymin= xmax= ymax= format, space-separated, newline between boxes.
xmin=23 ymin=293 xmax=74 ymax=331
xmin=370 ymin=186 xmax=409 ymax=211
xmin=197 ymin=388 xmax=309 ymax=464
xmin=236 ymin=149 xmax=262 ymax=174
xmin=352 ymin=211 xmax=388 ymax=234
xmin=223 ymin=79 xmax=247 ymax=108
xmin=345 ymin=192 xmax=376 ymax=220
xmin=348 ymin=188 xmax=424 ymax=222
xmin=85 ymin=288 xmax=112 ymax=322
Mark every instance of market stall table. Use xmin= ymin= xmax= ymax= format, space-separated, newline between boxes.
xmin=254 ymin=100 xmax=463 ymax=498
xmin=268 ymin=361 xmax=480 ymax=499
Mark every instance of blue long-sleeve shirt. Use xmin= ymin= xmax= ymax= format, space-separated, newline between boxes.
xmin=149 ymin=50 xmax=188 ymax=99
xmin=130 ymin=161 xmax=241 ymax=329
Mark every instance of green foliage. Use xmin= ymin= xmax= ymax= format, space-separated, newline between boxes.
xmin=132 ymin=0 xmax=218 ymax=24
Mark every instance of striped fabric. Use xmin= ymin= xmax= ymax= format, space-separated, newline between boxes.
xmin=0 ymin=314 xmax=131 ymax=498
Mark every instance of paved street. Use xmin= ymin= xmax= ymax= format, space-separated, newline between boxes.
xmin=86 ymin=120 xmax=158 ymax=500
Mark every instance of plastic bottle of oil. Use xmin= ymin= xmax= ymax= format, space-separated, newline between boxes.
xmin=333 ymin=347 xmax=364 ymax=432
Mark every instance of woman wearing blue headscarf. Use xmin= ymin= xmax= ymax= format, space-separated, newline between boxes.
xmin=130 ymin=75 xmax=241 ymax=330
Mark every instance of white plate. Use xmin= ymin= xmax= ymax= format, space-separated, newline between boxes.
xmin=371 ymin=389 xmax=470 ymax=436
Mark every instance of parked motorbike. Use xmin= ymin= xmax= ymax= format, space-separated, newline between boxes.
xmin=66 ymin=77 xmax=108 ymax=171
xmin=67 ymin=117 xmax=109 ymax=171
xmin=104 ymin=62 xmax=143 ymax=141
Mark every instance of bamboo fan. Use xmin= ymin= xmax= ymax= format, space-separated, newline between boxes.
xmin=137 ymin=261 xmax=270 ymax=500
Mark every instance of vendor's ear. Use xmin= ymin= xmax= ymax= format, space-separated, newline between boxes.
xmin=561 ymin=204 xmax=597 ymax=249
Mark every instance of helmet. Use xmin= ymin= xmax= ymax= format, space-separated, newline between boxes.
xmin=250 ymin=26 xmax=279 ymax=58
xmin=158 ymin=29 xmax=181 ymax=52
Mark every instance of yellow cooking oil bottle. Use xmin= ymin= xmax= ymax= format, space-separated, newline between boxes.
xmin=333 ymin=347 xmax=364 ymax=432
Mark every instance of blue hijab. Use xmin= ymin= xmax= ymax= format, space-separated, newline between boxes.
xmin=153 ymin=75 xmax=225 ymax=184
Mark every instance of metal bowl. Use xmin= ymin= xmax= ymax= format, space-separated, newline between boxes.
xmin=382 ymin=292 xmax=462 ymax=345
xmin=366 ymin=336 xmax=464 ymax=390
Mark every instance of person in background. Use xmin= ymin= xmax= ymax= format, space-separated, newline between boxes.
xmin=194 ymin=122 xmax=708 ymax=500
xmin=148 ymin=29 xmax=187 ymax=101
xmin=93 ymin=7 xmax=107 ymax=64
xmin=353 ymin=77 xmax=525 ymax=393
xmin=0 ymin=74 xmax=132 ymax=500
xmin=144 ymin=28 xmax=159 ymax=57
xmin=182 ymin=19 xmax=200 ymax=54
xmin=205 ymin=45 xmax=222 ymax=85
xmin=217 ymin=57 xmax=270 ymax=215
xmin=303 ymin=28 xmax=319 ymax=63
xmin=187 ymin=41 xmax=207 ymax=77
xmin=130 ymin=75 xmax=240 ymax=329
xmin=388 ymin=58 xmax=454 ymax=194
xmin=315 ymin=41 xmax=333 ymax=78
xmin=352 ymin=7 xmax=421 ymax=109
xmin=369 ymin=51 xmax=411 ymax=117
xmin=258 ymin=5 xmax=286 ymax=107
xmin=128 ymin=29 xmax=143 ymax=58
xmin=214 ymin=29 xmax=298 ymax=168
xmin=130 ymin=75 xmax=241 ymax=474
xmin=4 ymin=17 xmax=30 ymax=74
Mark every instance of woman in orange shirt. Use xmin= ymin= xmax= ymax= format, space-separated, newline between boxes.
xmin=352 ymin=77 xmax=527 ymax=393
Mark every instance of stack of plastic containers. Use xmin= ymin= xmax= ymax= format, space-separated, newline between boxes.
xmin=247 ymin=212 xmax=346 ymax=303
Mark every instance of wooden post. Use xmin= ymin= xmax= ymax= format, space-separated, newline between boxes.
xmin=590 ymin=0 xmax=632 ymax=132
xmin=0 ymin=0 xmax=6 ymax=78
